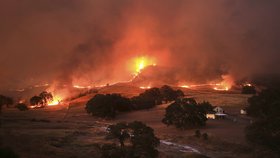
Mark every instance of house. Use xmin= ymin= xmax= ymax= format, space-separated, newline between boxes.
xmin=206 ymin=106 xmax=227 ymax=119
xmin=213 ymin=106 xmax=224 ymax=114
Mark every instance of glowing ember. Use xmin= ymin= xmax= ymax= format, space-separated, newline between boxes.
xmin=180 ymin=85 xmax=190 ymax=88
xmin=73 ymin=85 xmax=91 ymax=89
xmin=244 ymin=83 xmax=252 ymax=87
xmin=213 ymin=86 xmax=229 ymax=91
xmin=139 ymin=86 xmax=151 ymax=89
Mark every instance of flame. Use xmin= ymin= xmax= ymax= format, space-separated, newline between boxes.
xmin=139 ymin=86 xmax=151 ymax=89
xmin=47 ymin=95 xmax=62 ymax=106
xmin=131 ymin=56 xmax=156 ymax=75
xmin=73 ymin=85 xmax=91 ymax=89
xmin=212 ymin=75 xmax=234 ymax=91
xmin=213 ymin=86 xmax=229 ymax=91
xmin=180 ymin=85 xmax=190 ymax=88
xmin=179 ymin=76 xmax=234 ymax=91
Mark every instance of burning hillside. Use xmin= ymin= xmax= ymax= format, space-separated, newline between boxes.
xmin=1 ymin=1 xmax=280 ymax=92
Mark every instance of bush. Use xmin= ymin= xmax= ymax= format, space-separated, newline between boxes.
xmin=15 ymin=103 xmax=28 ymax=111
xmin=29 ymin=96 xmax=44 ymax=107
xmin=246 ymin=87 xmax=280 ymax=119
xmin=245 ymin=86 xmax=280 ymax=155
xmin=162 ymin=98 xmax=207 ymax=129
xmin=85 ymin=94 xmax=132 ymax=118
xmin=197 ymin=101 xmax=214 ymax=113
xmin=160 ymin=85 xmax=184 ymax=102
xmin=131 ymin=95 xmax=156 ymax=110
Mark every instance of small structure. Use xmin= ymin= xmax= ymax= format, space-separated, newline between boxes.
xmin=206 ymin=106 xmax=227 ymax=119
xmin=240 ymin=109 xmax=247 ymax=115
xmin=213 ymin=106 xmax=224 ymax=114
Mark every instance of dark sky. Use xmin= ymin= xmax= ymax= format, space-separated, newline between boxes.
xmin=1 ymin=0 xmax=280 ymax=89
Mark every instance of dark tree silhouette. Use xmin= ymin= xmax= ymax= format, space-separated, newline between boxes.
xmin=198 ymin=101 xmax=214 ymax=113
xmin=30 ymin=96 xmax=44 ymax=107
xmin=39 ymin=91 xmax=53 ymax=105
xmin=245 ymin=86 xmax=280 ymax=154
xmin=128 ymin=121 xmax=160 ymax=158
xmin=162 ymin=98 xmax=207 ymax=129
xmin=105 ymin=121 xmax=160 ymax=158
xmin=160 ymin=85 xmax=184 ymax=102
xmin=140 ymin=88 xmax=162 ymax=105
xmin=131 ymin=95 xmax=156 ymax=110
xmin=246 ymin=87 xmax=280 ymax=119
xmin=107 ymin=122 xmax=130 ymax=147
xmin=85 ymin=94 xmax=132 ymax=118
xmin=131 ymin=88 xmax=162 ymax=110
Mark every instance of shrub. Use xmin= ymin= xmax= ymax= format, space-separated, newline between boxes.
xmin=160 ymin=85 xmax=184 ymax=102
xmin=245 ymin=86 xmax=280 ymax=155
xmin=15 ymin=103 xmax=28 ymax=111
xmin=85 ymin=94 xmax=132 ymax=118
xmin=162 ymin=98 xmax=207 ymax=129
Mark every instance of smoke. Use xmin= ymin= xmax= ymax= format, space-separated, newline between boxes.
xmin=1 ymin=0 xmax=280 ymax=90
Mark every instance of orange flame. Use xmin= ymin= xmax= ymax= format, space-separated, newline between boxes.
xmin=212 ymin=75 xmax=234 ymax=91
xmin=130 ymin=56 xmax=156 ymax=76
xmin=47 ymin=95 xmax=61 ymax=106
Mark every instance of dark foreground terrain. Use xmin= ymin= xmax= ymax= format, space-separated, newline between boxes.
xmin=0 ymin=86 xmax=270 ymax=158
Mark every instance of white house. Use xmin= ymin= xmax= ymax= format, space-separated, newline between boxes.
xmin=213 ymin=106 xmax=224 ymax=114
xmin=206 ymin=106 xmax=227 ymax=119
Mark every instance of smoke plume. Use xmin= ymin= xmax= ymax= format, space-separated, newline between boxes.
xmin=1 ymin=0 xmax=280 ymax=90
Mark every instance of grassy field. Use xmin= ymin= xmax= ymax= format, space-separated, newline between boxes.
xmin=1 ymin=85 xmax=261 ymax=158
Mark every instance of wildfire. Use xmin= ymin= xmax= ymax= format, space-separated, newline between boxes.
xmin=139 ymin=86 xmax=151 ymax=89
xmin=179 ymin=75 xmax=234 ymax=91
xmin=213 ymin=85 xmax=229 ymax=91
xmin=73 ymin=85 xmax=91 ymax=89
xmin=212 ymin=75 xmax=234 ymax=91
xmin=47 ymin=95 xmax=62 ymax=106
xmin=132 ymin=56 xmax=156 ymax=75
xmin=180 ymin=85 xmax=190 ymax=88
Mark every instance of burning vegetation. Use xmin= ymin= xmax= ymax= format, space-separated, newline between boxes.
xmin=29 ymin=91 xmax=61 ymax=108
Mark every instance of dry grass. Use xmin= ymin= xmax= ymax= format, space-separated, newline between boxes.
xmin=0 ymin=85 xmax=260 ymax=158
